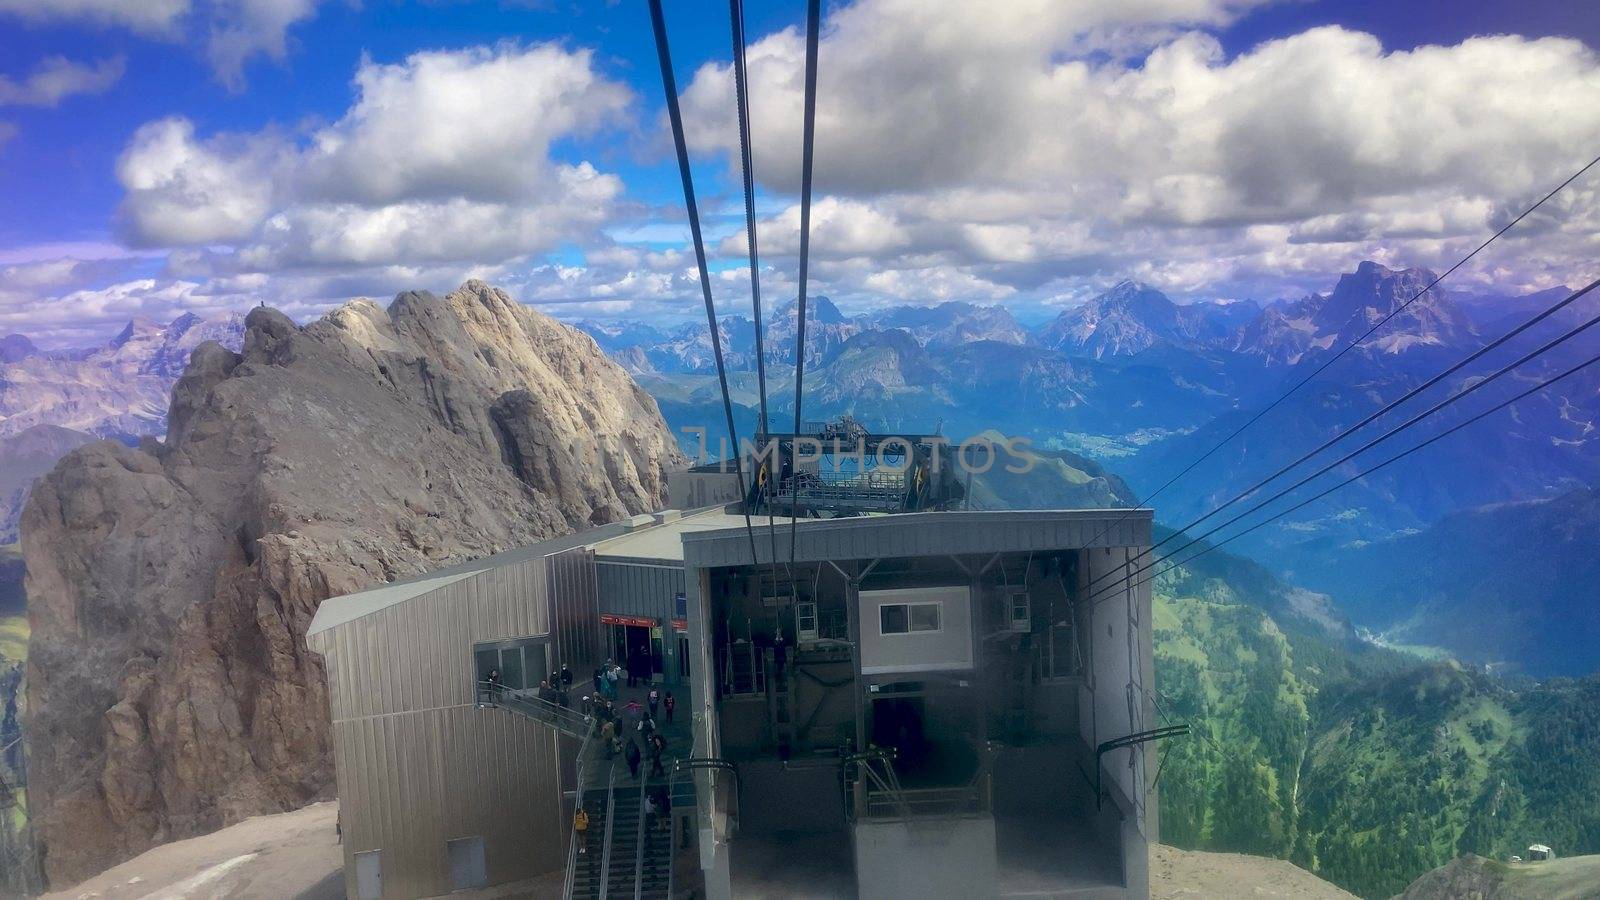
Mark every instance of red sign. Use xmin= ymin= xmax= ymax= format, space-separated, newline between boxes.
xmin=671 ymin=619 xmax=688 ymax=632
xmin=601 ymin=613 xmax=658 ymax=628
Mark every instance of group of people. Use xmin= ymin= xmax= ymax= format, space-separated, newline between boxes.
xmin=589 ymin=694 xmax=672 ymax=780
xmin=533 ymin=663 xmax=576 ymax=707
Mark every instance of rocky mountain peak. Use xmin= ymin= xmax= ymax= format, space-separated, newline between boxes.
xmin=21 ymin=282 xmax=684 ymax=882
xmin=0 ymin=334 xmax=36 ymax=363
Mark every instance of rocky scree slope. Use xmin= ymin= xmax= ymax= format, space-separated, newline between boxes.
xmin=20 ymin=282 xmax=683 ymax=884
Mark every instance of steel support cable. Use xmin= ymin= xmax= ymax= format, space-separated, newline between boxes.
xmin=1080 ymin=276 xmax=1600 ymax=597
xmin=648 ymin=0 xmax=761 ymax=571
xmin=1078 ymin=151 xmax=1600 ymax=553
xmin=1082 ymin=309 xmax=1600 ymax=609
xmin=730 ymin=0 xmax=786 ymax=590
xmin=730 ymin=0 xmax=770 ymax=439
xmin=788 ymin=0 xmax=821 ymax=567
xmin=1089 ymin=350 xmax=1600 ymax=609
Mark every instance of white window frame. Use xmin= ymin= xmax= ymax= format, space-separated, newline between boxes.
xmin=879 ymin=601 xmax=943 ymax=636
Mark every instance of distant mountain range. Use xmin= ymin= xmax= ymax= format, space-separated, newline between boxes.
xmin=0 ymin=311 xmax=247 ymax=442
xmin=0 ymin=311 xmax=247 ymax=544
xmin=577 ymin=260 xmax=1600 ymax=675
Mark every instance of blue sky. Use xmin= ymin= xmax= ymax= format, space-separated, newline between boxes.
xmin=2 ymin=0 xmax=1599 ymax=346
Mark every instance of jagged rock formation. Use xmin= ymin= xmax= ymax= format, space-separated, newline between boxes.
xmin=20 ymin=282 xmax=683 ymax=885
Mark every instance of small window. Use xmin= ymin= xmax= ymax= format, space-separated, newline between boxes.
xmin=448 ymin=836 xmax=488 ymax=890
xmin=880 ymin=604 xmax=908 ymax=634
xmin=796 ymin=601 xmax=818 ymax=641
xmin=880 ymin=602 xmax=940 ymax=635
xmin=910 ymin=603 xmax=941 ymax=632
xmin=674 ymin=593 xmax=688 ymax=618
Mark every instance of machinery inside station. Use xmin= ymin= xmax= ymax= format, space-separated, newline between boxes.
xmin=703 ymin=544 xmax=1130 ymax=896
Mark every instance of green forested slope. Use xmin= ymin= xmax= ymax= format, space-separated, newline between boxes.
xmin=1151 ymin=546 xmax=1600 ymax=898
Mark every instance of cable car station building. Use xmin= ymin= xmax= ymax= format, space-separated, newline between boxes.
xmin=308 ymin=448 xmax=1160 ymax=899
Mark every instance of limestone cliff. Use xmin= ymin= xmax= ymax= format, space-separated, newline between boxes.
xmin=20 ymin=282 xmax=684 ymax=884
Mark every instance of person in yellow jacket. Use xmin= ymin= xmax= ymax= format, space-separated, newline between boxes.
xmin=574 ymin=806 xmax=589 ymax=853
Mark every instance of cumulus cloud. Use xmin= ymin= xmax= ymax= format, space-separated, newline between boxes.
xmin=117 ymin=117 xmax=285 ymax=245
xmin=115 ymin=44 xmax=631 ymax=271
xmin=674 ymin=0 xmax=1600 ymax=312
xmin=0 ymin=0 xmax=189 ymax=35
xmin=0 ymin=56 xmax=126 ymax=107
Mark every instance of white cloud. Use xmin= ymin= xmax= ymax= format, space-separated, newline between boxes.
xmin=116 ymin=117 xmax=284 ymax=246
xmin=672 ymin=0 xmax=1600 ymax=312
xmin=115 ymin=44 xmax=631 ymax=270
xmin=0 ymin=0 xmax=189 ymax=35
xmin=0 ymin=56 xmax=126 ymax=107
xmin=206 ymin=0 xmax=322 ymax=90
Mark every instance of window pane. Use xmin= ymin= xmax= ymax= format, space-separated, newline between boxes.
xmin=910 ymin=603 xmax=941 ymax=632
xmin=880 ymin=604 xmax=908 ymax=634
xmin=475 ymin=649 xmax=498 ymax=683
xmin=500 ymin=647 xmax=524 ymax=690
xmin=528 ymin=643 xmax=549 ymax=686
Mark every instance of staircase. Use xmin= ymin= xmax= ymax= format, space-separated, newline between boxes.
xmin=605 ymin=782 xmax=644 ymax=898
xmin=567 ymin=785 xmax=609 ymax=900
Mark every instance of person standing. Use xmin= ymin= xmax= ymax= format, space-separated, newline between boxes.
xmin=560 ymin=664 xmax=574 ymax=690
xmin=593 ymin=665 xmax=605 ymax=697
xmin=625 ymin=738 xmax=642 ymax=780
xmin=663 ymin=691 xmax=676 ymax=725
xmin=606 ymin=663 xmax=620 ymax=700
xmin=648 ymin=687 xmax=660 ymax=719
xmin=649 ymin=732 xmax=666 ymax=778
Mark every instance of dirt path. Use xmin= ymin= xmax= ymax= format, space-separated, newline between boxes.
xmin=42 ymin=802 xmax=342 ymax=900
xmin=1151 ymin=844 xmax=1359 ymax=899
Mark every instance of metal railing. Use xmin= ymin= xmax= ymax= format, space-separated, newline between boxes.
xmin=477 ymin=680 xmax=594 ymax=739
xmin=596 ymin=765 xmax=619 ymax=899
xmin=863 ymin=777 xmax=991 ymax=820
xmin=560 ymin=726 xmax=598 ymax=900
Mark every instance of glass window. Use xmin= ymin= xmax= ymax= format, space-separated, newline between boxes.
xmin=522 ymin=643 xmax=547 ymax=688
xmin=674 ymin=593 xmax=688 ymax=618
xmin=499 ymin=647 xmax=524 ymax=690
xmin=880 ymin=603 xmax=909 ymax=634
xmin=475 ymin=649 xmax=498 ymax=683
xmin=881 ymin=602 xmax=940 ymax=635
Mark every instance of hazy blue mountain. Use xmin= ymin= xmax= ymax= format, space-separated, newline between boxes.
xmin=1282 ymin=487 xmax=1600 ymax=676
xmin=1036 ymin=280 xmax=1241 ymax=358
xmin=864 ymin=300 xmax=1027 ymax=348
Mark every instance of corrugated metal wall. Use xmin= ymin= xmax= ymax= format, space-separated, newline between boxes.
xmin=595 ymin=560 xmax=684 ymax=620
xmin=547 ymin=546 xmax=600 ymax=672
xmin=309 ymin=554 xmax=569 ymax=899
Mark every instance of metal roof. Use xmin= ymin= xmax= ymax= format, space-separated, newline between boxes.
xmin=681 ymin=508 xmax=1153 ymax=570
xmin=307 ymin=504 xmax=754 ymax=637
xmin=590 ymin=508 xmax=797 ymax=563
xmin=308 ymin=518 xmax=637 ymax=637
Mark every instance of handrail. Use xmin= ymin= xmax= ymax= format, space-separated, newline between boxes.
xmin=1079 ymin=724 xmax=1190 ymax=811
xmin=665 ymin=766 xmax=679 ymax=900
xmin=477 ymin=680 xmax=593 ymax=739
xmin=561 ymin=726 xmax=596 ymax=900
xmin=597 ymin=764 xmax=619 ymax=899
xmin=631 ymin=770 xmax=648 ymax=900
xmin=670 ymin=757 xmax=742 ymax=838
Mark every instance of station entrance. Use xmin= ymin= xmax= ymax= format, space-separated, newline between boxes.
xmin=602 ymin=614 xmax=662 ymax=682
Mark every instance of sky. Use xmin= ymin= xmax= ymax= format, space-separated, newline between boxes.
xmin=2 ymin=0 xmax=1600 ymax=347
